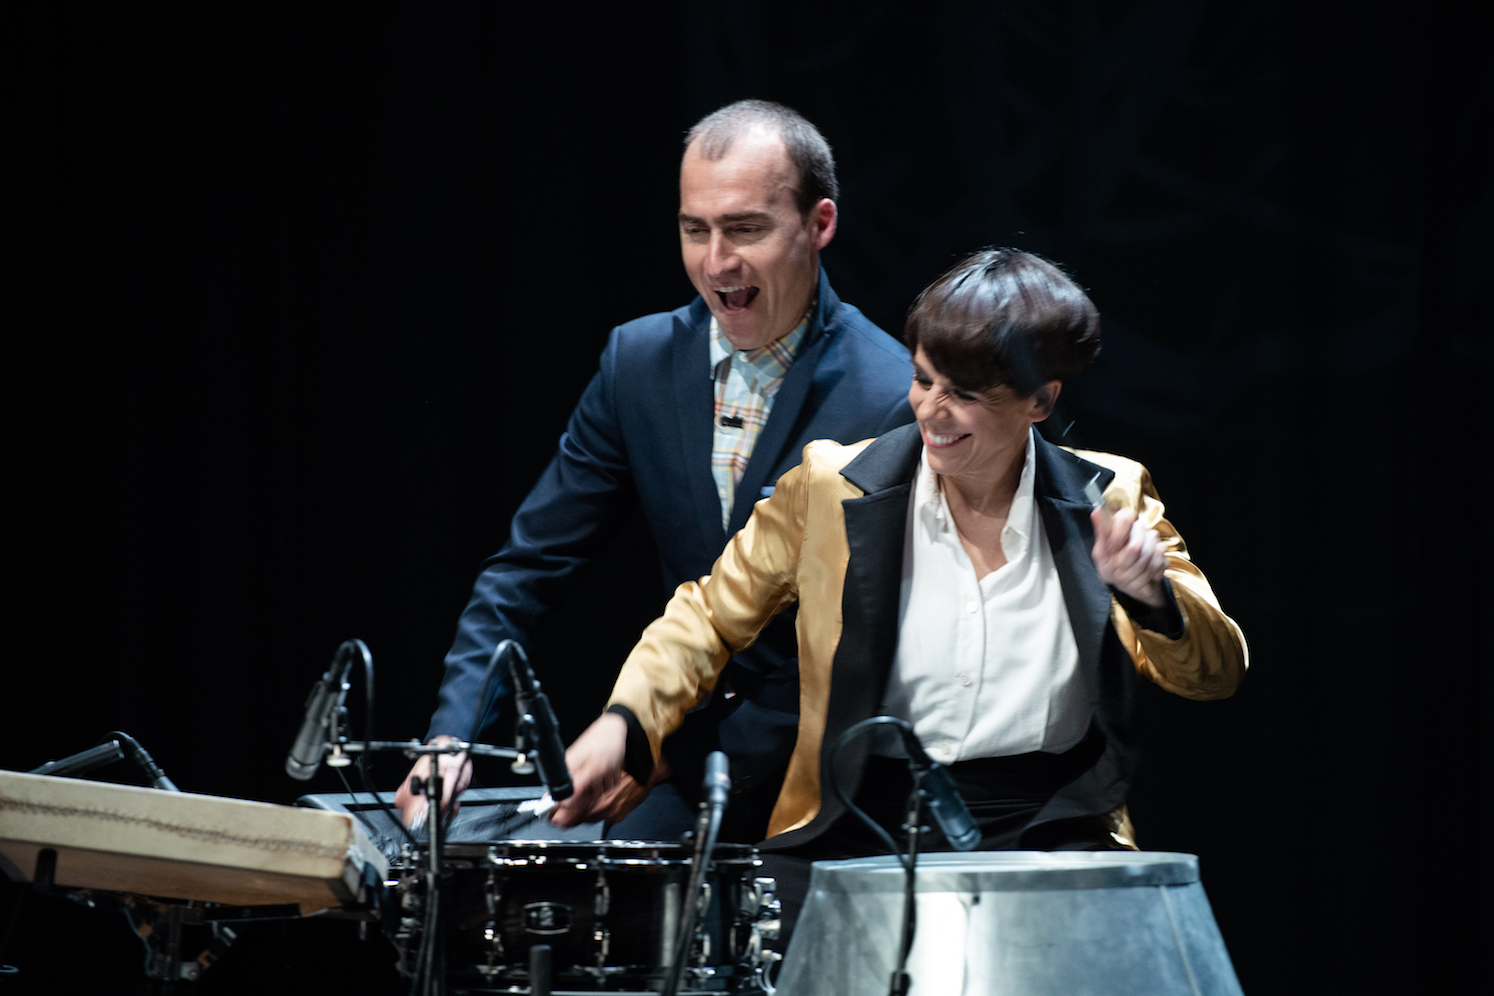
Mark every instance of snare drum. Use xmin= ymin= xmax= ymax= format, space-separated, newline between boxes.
xmin=394 ymin=840 xmax=780 ymax=993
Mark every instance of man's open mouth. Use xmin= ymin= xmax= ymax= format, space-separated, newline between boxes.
xmin=715 ymin=286 xmax=759 ymax=311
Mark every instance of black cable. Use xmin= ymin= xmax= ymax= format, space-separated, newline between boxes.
xmin=102 ymin=731 xmax=179 ymax=792
xmin=360 ymin=640 xmax=376 ymax=746
xmin=827 ymin=716 xmax=917 ymax=870
xmin=336 ymin=640 xmax=419 ymax=850
xmin=335 ymin=766 xmax=384 ymax=838
xmin=467 ymin=640 xmax=514 ymax=747
xmin=356 ymin=756 xmax=418 ymax=849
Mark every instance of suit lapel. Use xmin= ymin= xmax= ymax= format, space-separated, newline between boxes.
xmin=673 ymin=302 xmax=727 ymax=546
xmin=819 ymin=424 xmax=923 ymax=805
xmin=726 ymin=270 xmax=840 ymax=535
xmin=1032 ymin=437 xmax=1116 ymax=708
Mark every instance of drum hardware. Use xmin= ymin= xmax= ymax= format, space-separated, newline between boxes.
xmin=593 ymin=924 xmax=610 ymax=969
xmin=478 ymin=919 xmax=506 ymax=978
xmin=27 ymin=873 xmax=328 ymax=992
xmin=739 ymin=878 xmax=781 ymax=995
xmin=594 ymin=866 xmax=610 ymax=917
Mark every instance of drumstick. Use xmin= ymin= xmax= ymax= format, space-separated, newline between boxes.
xmin=1084 ymin=471 xmax=1120 ymax=525
xmin=520 ymin=793 xmax=556 ymax=819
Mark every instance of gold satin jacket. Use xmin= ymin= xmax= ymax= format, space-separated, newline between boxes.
xmin=610 ymin=426 xmax=1248 ymax=841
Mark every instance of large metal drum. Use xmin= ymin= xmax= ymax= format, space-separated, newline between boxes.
xmin=776 ymin=851 xmax=1242 ymax=996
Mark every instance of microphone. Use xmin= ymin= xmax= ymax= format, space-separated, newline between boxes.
xmin=895 ymin=727 xmax=980 ymax=851
xmin=506 ymin=646 xmax=573 ymax=801
xmin=29 ymin=733 xmax=179 ymax=792
xmin=285 ymin=643 xmax=356 ymax=781
xmin=29 ymin=740 xmax=125 ymax=779
xmin=703 ymin=750 xmax=730 ymax=811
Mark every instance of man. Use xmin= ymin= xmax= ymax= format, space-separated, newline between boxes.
xmin=395 ymin=100 xmax=913 ymax=839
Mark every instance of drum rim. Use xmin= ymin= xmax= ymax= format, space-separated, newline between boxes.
xmin=419 ymin=838 xmax=762 ymax=869
xmin=804 ymin=850 xmax=1201 ymax=891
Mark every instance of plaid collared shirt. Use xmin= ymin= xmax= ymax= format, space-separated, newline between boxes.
xmin=708 ymin=307 xmax=813 ymax=530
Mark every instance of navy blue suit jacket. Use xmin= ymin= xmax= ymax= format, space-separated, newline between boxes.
xmin=428 ymin=268 xmax=913 ymax=740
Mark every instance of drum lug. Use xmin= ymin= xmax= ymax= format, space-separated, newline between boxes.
xmin=752 ymin=948 xmax=783 ymax=996
xmin=696 ymin=928 xmax=712 ymax=964
xmin=686 ymin=964 xmax=720 ymax=987
xmin=480 ymin=919 xmax=506 ymax=977
xmin=593 ymin=925 xmax=610 ymax=968
xmin=696 ymin=881 xmax=712 ymax=919
xmin=744 ymin=876 xmax=777 ymax=917
xmin=594 ymin=869 xmax=610 ymax=917
xmin=742 ymin=874 xmax=784 ymax=992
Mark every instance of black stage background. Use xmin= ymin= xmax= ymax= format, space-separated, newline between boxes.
xmin=7 ymin=3 xmax=1489 ymax=994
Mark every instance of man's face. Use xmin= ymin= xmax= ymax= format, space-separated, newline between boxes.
xmin=679 ymin=129 xmax=837 ymax=351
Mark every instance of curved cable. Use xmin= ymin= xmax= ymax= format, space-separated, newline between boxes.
xmin=828 ymin=716 xmax=919 ymax=871
xmin=468 ymin=640 xmax=518 ymax=748
xmin=329 ymin=640 xmax=417 ymax=849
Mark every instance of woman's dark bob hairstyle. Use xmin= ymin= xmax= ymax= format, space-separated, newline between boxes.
xmin=904 ymin=248 xmax=1101 ymax=397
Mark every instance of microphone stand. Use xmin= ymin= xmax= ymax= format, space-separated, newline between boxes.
xmin=661 ymin=752 xmax=729 ymax=996
xmin=890 ymin=769 xmax=926 ymax=996
xmin=828 ymin=717 xmax=980 ymax=996
xmin=408 ymin=766 xmax=446 ymax=996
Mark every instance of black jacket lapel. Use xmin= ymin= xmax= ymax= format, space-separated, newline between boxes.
xmin=673 ymin=301 xmax=728 ymax=546
xmin=814 ymin=424 xmax=923 ymax=829
xmin=1028 ymin=436 xmax=1137 ymax=828
xmin=1032 ymin=437 xmax=1116 ymax=710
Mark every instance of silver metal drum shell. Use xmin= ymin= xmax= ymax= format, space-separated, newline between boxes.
xmin=775 ymin=851 xmax=1244 ymax=996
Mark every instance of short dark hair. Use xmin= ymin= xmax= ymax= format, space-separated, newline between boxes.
xmin=684 ymin=100 xmax=839 ymax=216
xmin=904 ymin=249 xmax=1101 ymax=397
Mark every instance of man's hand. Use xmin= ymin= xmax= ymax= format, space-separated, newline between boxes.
xmin=549 ymin=712 xmax=650 ymax=828
xmin=1091 ymin=506 xmax=1168 ymax=608
xmin=393 ymin=735 xmax=473 ymax=829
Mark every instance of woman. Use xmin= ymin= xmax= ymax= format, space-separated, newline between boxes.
xmin=554 ymin=248 xmax=1247 ymax=933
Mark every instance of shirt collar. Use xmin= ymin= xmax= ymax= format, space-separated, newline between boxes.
xmin=1006 ymin=427 xmax=1037 ymax=544
xmin=915 ymin=426 xmax=1038 ymax=539
xmin=708 ymin=302 xmax=815 ymax=375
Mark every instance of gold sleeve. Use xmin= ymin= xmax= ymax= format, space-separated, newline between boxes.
xmin=607 ymin=453 xmax=811 ymax=764
xmin=1091 ymin=454 xmax=1249 ymax=700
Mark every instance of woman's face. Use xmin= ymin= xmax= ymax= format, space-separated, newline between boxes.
xmin=909 ymin=345 xmax=1058 ymax=486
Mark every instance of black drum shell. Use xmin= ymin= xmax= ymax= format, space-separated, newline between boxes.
xmin=432 ymin=839 xmax=762 ymax=989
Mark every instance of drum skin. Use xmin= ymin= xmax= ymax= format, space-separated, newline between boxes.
xmin=776 ymin=851 xmax=1243 ymax=996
